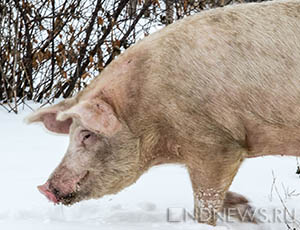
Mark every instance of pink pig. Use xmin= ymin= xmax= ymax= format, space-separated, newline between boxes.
xmin=27 ymin=0 xmax=300 ymax=225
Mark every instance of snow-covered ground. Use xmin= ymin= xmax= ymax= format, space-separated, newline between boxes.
xmin=1 ymin=104 xmax=300 ymax=230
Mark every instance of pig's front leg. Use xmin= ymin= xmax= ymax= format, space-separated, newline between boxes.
xmin=187 ymin=149 xmax=244 ymax=225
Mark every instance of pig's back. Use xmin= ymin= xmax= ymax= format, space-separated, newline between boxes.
xmin=115 ymin=0 xmax=300 ymax=152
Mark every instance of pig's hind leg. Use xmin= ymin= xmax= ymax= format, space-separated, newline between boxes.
xmin=222 ymin=191 xmax=257 ymax=223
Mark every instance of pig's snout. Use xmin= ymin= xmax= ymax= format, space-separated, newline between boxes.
xmin=38 ymin=182 xmax=59 ymax=204
xmin=38 ymin=170 xmax=90 ymax=205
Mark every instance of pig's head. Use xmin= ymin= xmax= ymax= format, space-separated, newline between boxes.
xmin=26 ymin=98 xmax=141 ymax=205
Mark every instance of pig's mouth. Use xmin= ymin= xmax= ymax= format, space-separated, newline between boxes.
xmin=51 ymin=186 xmax=78 ymax=205
xmin=38 ymin=170 xmax=90 ymax=206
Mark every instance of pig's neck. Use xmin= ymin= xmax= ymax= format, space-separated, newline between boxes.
xmin=137 ymin=129 xmax=185 ymax=172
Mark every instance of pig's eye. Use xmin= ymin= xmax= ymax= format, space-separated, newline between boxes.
xmin=79 ymin=130 xmax=95 ymax=145
xmin=83 ymin=133 xmax=91 ymax=141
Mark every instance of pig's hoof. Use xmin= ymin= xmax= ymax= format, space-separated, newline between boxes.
xmin=222 ymin=191 xmax=258 ymax=223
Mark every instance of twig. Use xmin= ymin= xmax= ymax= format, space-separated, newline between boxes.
xmin=269 ymin=170 xmax=276 ymax=202
xmin=272 ymin=172 xmax=300 ymax=228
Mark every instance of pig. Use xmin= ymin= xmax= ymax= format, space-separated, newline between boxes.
xmin=26 ymin=0 xmax=300 ymax=226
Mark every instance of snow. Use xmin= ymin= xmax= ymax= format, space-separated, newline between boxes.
xmin=1 ymin=104 xmax=300 ymax=230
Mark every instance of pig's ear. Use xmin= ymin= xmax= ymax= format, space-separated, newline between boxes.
xmin=56 ymin=100 xmax=122 ymax=137
xmin=25 ymin=99 xmax=75 ymax=134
